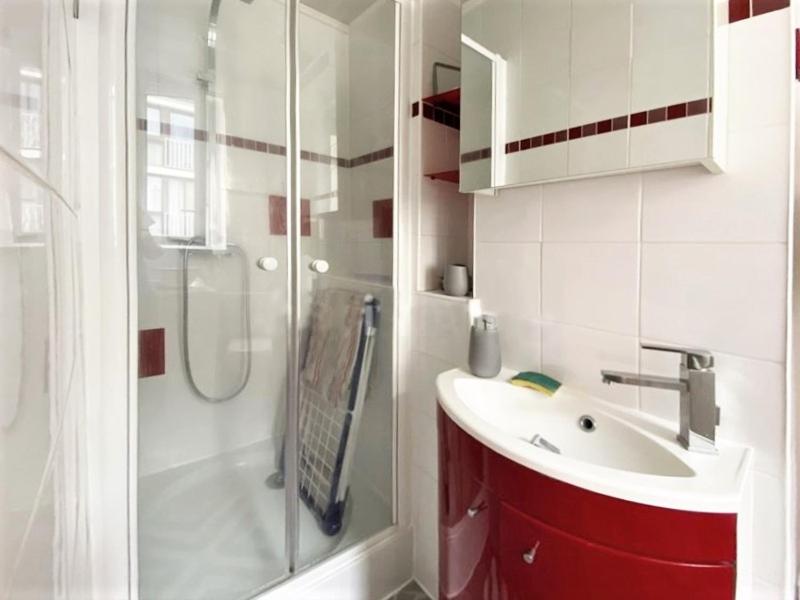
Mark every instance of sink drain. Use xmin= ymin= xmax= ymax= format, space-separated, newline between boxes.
xmin=578 ymin=415 xmax=596 ymax=432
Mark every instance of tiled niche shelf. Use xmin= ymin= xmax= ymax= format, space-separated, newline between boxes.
xmin=420 ymin=88 xmax=462 ymax=185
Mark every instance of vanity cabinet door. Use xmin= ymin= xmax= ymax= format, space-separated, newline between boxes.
xmin=498 ymin=501 xmax=735 ymax=600
xmin=439 ymin=410 xmax=500 ymax=599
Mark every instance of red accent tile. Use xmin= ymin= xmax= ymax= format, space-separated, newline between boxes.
xmin=612 ymin=116 xmax=628 ymax=131
xmin=753 ymin=0 xmax=789 ymax=16
xmin=729 ymin=0 xmax=750 ymax=22
xmin=630 ymin=112 xmax=647 ymax=127
xmin=372 ymin=199 xmax=393 ymax=238
xmin=555 ymin=130 xmax=567 ymax=143
xmin=569 ymin=126 xmax=583 ymax=140
xmin=687 ymin=99 xmax=709 ymax=116
xmin=139 ymin=328 xmax=165 ymax=378
xmin=797 ymin=29 xmax=800 ymax=81
xmin=531 ymin=136 xmax=543 ymax=148
xmin=521 ymin=138 xmax=532 ymax=150
xmin=412 ymin=101 xmax=420 ymax=117
xmin=597 ymin=119 xmax=612 ymax=134
xmin=582 ymin=123 xmax=597 ymax=137
xmin=301 ymin=199 xmax=311 ymax=236
xmin=269 ymin=195 xmax=287 ymax=235
xmin=509 ymin=141 xmax=520 ymax=153
xmin=667 ymin=103 xmax=688 ymax=120
xmin=648 ymin=107 xmax=667 ymax=123
xmin=422 ymin=103 xmax=434 ymax=119
xmin=269 ymin=196 xmax=311 ymax=237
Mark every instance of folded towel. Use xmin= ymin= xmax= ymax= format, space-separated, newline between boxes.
xmin=301 ymin=288 xmax=367 ymax=408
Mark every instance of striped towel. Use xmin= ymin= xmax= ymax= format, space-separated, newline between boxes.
xmin=301 ymin=288 xmax=366 ymax=408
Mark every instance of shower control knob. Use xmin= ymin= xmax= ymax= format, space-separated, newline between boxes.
xmin=256 ymin=256 xmax=279 ymax=272
xmin=309 ymin=259 xmax=330 ymax=274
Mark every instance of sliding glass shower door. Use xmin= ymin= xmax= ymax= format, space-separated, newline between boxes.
xmin=135 ymin=0 xmax=292 ymax=598
xmin=295 ymin=0 xmax=397 ymax=571
xmin=133 ymin=0 xmax=396 ymax=598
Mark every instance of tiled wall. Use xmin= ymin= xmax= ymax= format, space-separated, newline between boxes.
xmin=406 ymin=1 xmax=794 ymax=597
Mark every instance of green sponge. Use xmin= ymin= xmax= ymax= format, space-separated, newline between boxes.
xmin=509 ymin=371 xmax=562 ymax=396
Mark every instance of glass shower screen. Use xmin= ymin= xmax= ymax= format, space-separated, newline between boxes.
xmin=132 ymin=0 xmax=396 ymax=598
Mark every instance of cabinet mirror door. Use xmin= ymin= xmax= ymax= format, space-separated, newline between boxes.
xmin=460 ymin=0 xmax=723 ymax=192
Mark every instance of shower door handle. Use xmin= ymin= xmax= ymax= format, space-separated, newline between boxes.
xmin=309 ymin=259 xmax=330 ymax=274
xmin=256 ymin=256 xmax=279 ymax=272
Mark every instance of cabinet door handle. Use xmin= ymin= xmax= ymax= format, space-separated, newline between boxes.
xmin=522 ymin=541 xmax=541 ymax=565
xmin=466 ymin=503 xmax=486 ymax=518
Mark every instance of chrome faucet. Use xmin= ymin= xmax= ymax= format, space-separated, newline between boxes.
xmin=601 ymin=343 xmax=720 ymax=454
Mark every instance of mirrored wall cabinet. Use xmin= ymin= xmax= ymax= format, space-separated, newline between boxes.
xmin=460 ymin=0 xmax=727 ymax=193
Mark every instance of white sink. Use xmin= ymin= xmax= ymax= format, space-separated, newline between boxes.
xmin=437 ymin=368 xmax=752 ymax=513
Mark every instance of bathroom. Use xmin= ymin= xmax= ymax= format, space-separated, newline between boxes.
xmin=0 ymin=0 xmax=797 ymax=598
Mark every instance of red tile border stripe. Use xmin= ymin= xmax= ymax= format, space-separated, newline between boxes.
xmin=418 ymin=101 xmax=460 ymax=130
xmin=505 ymin=98 xmax=711 ymax=155
xmin=137 ymin=118 xmax=391 ymax=169
xmin=460 ymin=147 xmax=491 ymax=164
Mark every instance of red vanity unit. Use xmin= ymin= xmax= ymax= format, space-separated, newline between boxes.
xmin=438 ymin=408 xmax=739 ymax=600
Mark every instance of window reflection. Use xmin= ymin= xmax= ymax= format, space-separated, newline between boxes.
xmin=19 ymin=67 xmax=42 ymax=160
xmin=144 ymin=96 xmax=200 ymax=241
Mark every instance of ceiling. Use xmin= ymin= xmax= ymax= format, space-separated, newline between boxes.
xmin=300 ymin=0 xmax=380 ymax=24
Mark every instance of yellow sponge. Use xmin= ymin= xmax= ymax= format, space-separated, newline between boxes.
xmin=509 ymin=371 xmax=561 ymax=396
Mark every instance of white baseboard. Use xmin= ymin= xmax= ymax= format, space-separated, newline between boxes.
xmin=262 ymin=526 xmax=413 ymax=600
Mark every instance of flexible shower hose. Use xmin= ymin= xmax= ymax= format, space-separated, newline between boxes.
xmin=181 ymin=238 xmax=252 ymax=402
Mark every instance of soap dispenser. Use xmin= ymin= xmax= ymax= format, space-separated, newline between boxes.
xmin=469 ymin=314 xmax=502 ymax=378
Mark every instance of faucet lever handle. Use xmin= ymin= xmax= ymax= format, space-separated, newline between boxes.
xmin=641 ymin=343 xmax=714 ymax=370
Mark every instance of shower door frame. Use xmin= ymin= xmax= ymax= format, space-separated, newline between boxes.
xmin=122 ymin=0 xmax=406 ymax=597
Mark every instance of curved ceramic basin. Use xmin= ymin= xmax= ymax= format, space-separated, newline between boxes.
xmin=437 ymin=368 xmax=752 ymax=513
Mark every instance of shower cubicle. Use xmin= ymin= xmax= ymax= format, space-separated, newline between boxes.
xmin=132 ymin=0 xmax=398 ymax=597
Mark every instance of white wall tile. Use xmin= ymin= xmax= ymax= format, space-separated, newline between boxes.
xmin=629 ymin=115 xmax=709 ymax=168
xmin=641 ymin=243 xmax=787 ymax=362
xmin=750 ymin=471 xmax=786 ymax=587
xmin=641 ymin=124 xmax=790 ymax=243
xmin=541 ymin=322 xmax=639 ymax=408
xmin=475 ymin=186 xmax=542 ymax=243
xmin=422 ymin=0 xmax=461 ymax=64
xmin=640 ymin=349 xmax=785 ymax=478
xmin=543 ymin=174 xmax=641 ymax=242
xmin=496 ymin=314 xmax=541 ymax=373
xmin=503 ymin=144 xmax=568 ymax=186
xmin=475 ymin=242 xmax=540 ymax=323
xmin=413 ymin=293 xmax=473 ymax=366
xmin=728 ymin=9 xmax=791 ymax=132
xmin=418 ymin=234 xmax=447 ymax=291
xmin=541 ymin=242 xmax=639 ymax=335
xmin=631 ymin=0 xmax=710 ymax=112
xmin=412 ymin=467 xmax=439 ymax=596
xmin=408 ymin=350 xmax=455 ymax=420
xmin=421 ymin=119 xmax=459 ymax=175
xmin=411 ymin=410 xmax=439 ymax=481
xmin=567 ymin=130 xmax=629 ymax=177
